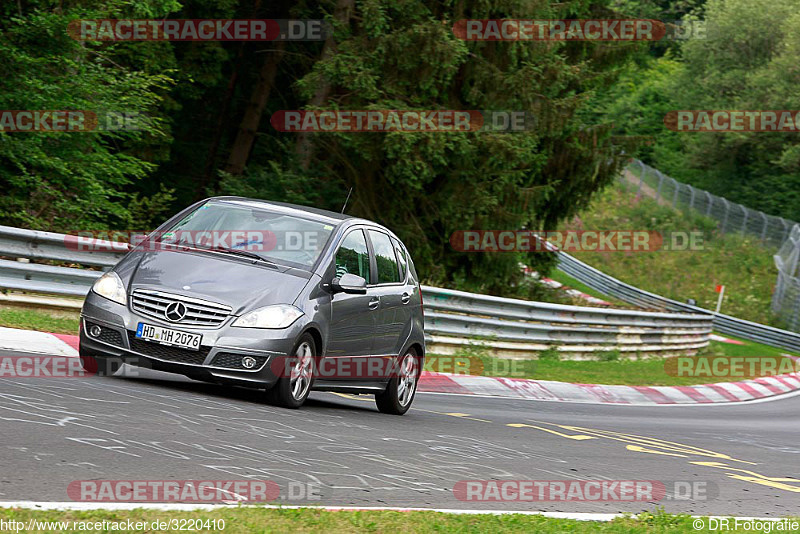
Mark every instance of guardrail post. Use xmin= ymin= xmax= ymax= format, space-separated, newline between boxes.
xmin=655 ymin=170 xmax=665 ymax=201
xmin=721 ymin=198 xmax=730 ymax=233
xmin=671 ymin=179 xmax=680 ymax=207
xmin=636 ymin=160 xmax=645 ymax=196
xmin=741 ymin=205 xmax=748 ymax=235
xmin=782 ymin=218 xmax=791 ymax=245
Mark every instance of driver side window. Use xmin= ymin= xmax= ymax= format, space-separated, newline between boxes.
xmin=335 ymin=230 xmax=371 ymax=284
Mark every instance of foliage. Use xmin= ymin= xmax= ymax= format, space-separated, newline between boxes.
xmin=564 ymin=182 xmax=780 ymax=325
xmin=0 ymin=1 xmax=175 ymax=232
xmin=600 ymin=0 xmax=800 ymax=221
xmin=0 ymin=0 xmax=710 ymax=296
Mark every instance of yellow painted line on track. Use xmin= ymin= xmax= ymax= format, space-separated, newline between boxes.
xmin=625 ymin=445 xmax=686 ymax=457
xmin=506 ymin=423 xmax=597 ymax=441
xmin=329 ymin=392 xmax=372 ymax=402
xmin=328 ymin=393 xmax=800 ymax=494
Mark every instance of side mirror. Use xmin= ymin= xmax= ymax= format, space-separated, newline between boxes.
xmin=331 ymin=273 xmax=367 ymax=294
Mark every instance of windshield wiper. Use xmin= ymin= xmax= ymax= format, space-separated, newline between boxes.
xmin=153 ymin=235 xmax=279 ymax=267
xmin=209 ymin=245 xmax=279 ymax=267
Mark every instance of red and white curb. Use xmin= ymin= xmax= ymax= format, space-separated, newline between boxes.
xmin=709 ymin=333 xmax=745 ymax=345
xmin=418 ymin=371 xmax=800 ymax=405
xmin=2 ymin=327 xmax=799 ymax=405
xmin=539 ymin=277 xmax=612 ymax=307
xmin=0 ymin=327 xmax=78 ymax=355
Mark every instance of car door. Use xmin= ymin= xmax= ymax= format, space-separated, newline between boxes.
xmin=325 ymin=228 xmax=378 ymax=380
xmin=390 ymin=236 xmax=416 ymax=351
xmin=365 ymin=229 xmax=407 ymax=360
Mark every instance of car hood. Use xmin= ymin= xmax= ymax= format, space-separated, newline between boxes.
xmin=125 ymin=248 xmax=313 ymax=314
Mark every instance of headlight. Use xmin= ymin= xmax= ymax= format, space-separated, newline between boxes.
xmin=91 ymin=272 xmax=127 ymax=305
xmin=232 ymin=304 xmax=304 ymax=329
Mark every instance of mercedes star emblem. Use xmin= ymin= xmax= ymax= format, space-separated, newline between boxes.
xmin=165 ymin=302 xmax=187 ymax=322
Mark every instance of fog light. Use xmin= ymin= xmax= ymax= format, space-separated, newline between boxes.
xmin=242 ymin=356 xmax=257 ymax=369
xmin=89 ymin=325 xmax=102 ymax=338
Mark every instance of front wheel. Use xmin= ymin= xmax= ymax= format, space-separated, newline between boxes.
xmin=265 ymin=333 xmax=316 ymax=409
xmin=375 ymin=350 xmax=420 ymax=415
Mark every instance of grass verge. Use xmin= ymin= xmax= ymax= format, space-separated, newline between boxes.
xmin=542 ymin=269 xmax=627 ymax=307
xmin=561 ymin=182 xmax=781 ymax=327
xmin=436 ymin=335 xmax=799 ymax=386
xmin=0 ymin=306 xmax=79 ymax=335
xmin=0 ymin=508 xmax=793 ymax=533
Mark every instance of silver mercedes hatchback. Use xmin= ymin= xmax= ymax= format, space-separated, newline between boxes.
xmin=79 ymin=197 xmax=425 ymax=415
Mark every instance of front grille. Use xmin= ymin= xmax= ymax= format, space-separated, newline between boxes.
xmin=211 ymin=352 xmax=269 ymax=370
xmin=127 ymin=331 xmax=210 ymax=365
xmin=86 ymin=322 xmax=124 ymax=346
xmin=131 ymin=289 xmax=232 ymax=327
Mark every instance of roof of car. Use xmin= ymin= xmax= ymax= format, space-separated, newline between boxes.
xmin=208 ymin=196 xmax=356 ymax=225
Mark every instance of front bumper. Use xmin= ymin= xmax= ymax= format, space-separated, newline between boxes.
xmin=80 ymin=291 xmax=303 ymax=388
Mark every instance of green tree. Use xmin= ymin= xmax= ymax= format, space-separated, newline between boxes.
xmin=601 ymin=0 xmax=800 ymax=222
xmin=0 ymin=0 xmax=176 ymax=231
xmin=219 ymin=0 xmax=642 ymax=296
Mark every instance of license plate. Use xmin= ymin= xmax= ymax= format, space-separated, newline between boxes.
xmin=136 ymin=323 xmax=202 ymax=351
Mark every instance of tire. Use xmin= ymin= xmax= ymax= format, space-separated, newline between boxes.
xmin=79 ymin=352 xmax=121 ymax=377
xmin=375 ymin=350 xmax=420 ymax=415
xmin=265 ymin=333 xmax=316 ymax=409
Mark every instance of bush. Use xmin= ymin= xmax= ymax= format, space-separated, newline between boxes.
xmin=596 ymin=350 xmax=621 ymax=362
xmin=538 ymin=347 xmax=561 ymax=361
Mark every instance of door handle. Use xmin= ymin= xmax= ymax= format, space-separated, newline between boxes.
xmin=401 ymin=292 xmax=411 ymax=304
xmin=368 ymin=297 xmax=380 ymax=310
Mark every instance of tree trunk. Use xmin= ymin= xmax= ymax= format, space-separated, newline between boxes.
xmin=225 ymin=41 xmax=285 ymax=176
xmin=295 ymin=0 xmax=355 ymax=171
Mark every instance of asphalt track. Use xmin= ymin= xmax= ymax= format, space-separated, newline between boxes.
xmin=1 ymin=362 xmax=799 ymax=517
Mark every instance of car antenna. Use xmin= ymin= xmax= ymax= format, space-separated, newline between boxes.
xmin=341 ymin=187 xmax=353 ymax=214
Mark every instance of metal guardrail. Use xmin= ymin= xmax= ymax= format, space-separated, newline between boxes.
xmin=1 ymin=223 xmax=796 ymax=354
xmin=0 ymin=226 xmax=125 ymax=268
xmin=626 ymin=160 xmax=798 ymax=248
xmin=557 ymin=251 xmax=800 ymax=353
xmin=0 ymin=225 xmax=713 ymax=357
xmin=421 ymin=286 xmax=711 ymax=356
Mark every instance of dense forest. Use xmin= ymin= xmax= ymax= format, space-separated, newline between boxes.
xmin=1 ymin=0 xmax=793 ymax=295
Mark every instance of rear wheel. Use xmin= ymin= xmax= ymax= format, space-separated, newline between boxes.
xmin=375 ymin=350 xmax=419 ymax=415
xmin=266 ymin=333 xmax=316 ymax=409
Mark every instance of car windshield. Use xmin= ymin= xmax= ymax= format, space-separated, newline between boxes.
xmin=158 ymin=200 xmax=336 ymax=269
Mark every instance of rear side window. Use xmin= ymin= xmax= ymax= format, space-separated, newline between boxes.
xmin=391 ymin=237 xmax=408 ymax=281
xmin=335 ymin=230 xmax=371 ymax=284
xmin=407 ymin=252 xmax=419 ymax=282
xmin=368 ymin=230 xmax=400 ymax=284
